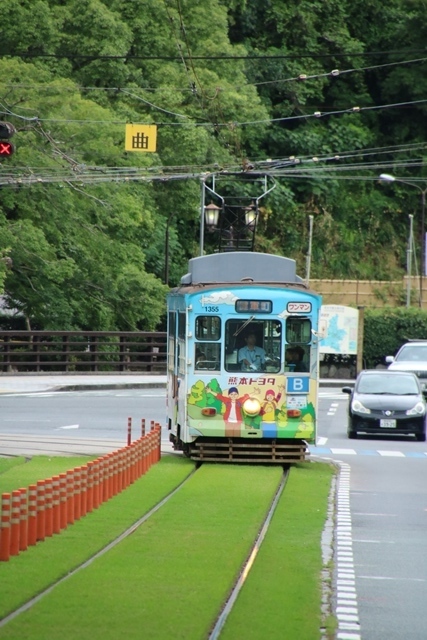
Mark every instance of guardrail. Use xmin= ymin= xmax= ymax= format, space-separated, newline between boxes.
xmin=0 ymin=331 xmax=167 ymax=373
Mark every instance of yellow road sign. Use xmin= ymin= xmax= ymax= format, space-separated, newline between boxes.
xmin=125 ymin=124 xmax=157 ymax=152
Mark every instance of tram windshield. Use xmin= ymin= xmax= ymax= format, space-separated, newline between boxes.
xmin=193 ymin=316 xmax=312 ymax=373
xmin=224 ymin=320 xmax=281 ymax=373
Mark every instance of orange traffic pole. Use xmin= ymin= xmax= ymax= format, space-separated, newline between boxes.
xmin=27 ymin=484 xmax=37 ymax=546
xmin=66 ymin=470 xmax=75 ymax=525
xmin=59 ymin=473 xmax=68 ymax=530
xmin=155 ymin=423 xmax=161 ymax=462
xmin=73 ymin=467 xmax=81 ymax=521
xmin=36 ymin=480 xmax=46 ymax=541
xmin=128 ymin=445 xmax=134 ymax=485
xmin=19 ymin=488 xmax=28 ymax=552
xmin=141 ymin=418 xmax=146 ymax=438
xmin=127 ymin=416 xmax=132 ymax=447
xmin=136 ymin=438 xmax=143 ymax=479
xmin=100 ymin=455 xmax=109 ymax=502
xmin=112 ymin=452 xmax=119 ymax=496
xmin=92 ymin=459 xmax=100 ymax=509
xmin=44 ymin=478 xmax=53 ymax=537
xmin=86 ymin=462 xmax=94 ymax=513
xmin=0 ymin=493 xmax=11 ymax=561
xmin=10 ymin=490 xmax=21 ymax=556
xmin=100 ymin=456 xmax=108 ymax=502
xmin=149 ymin=423 xmax=155 ymax=468
xmin=52 ymin=476 xmax=61 ymax=534
xmin=80 ymin=465 xmax=88 ymax=518
xmin=117 ymin=449 xmax=124 ymax=492
xmin=142 ymin=434 xmax=148 ymax=475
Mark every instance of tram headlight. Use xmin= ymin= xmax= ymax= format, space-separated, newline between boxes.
xmin=243 ymin=398 xmax=261 ymax=416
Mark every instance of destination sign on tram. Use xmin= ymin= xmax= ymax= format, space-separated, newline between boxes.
xmin=235 ymin=300 xmax=272 ymax=313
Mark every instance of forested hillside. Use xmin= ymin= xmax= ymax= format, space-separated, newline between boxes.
xmin=0 ymin=0 xmax=426 ymax=330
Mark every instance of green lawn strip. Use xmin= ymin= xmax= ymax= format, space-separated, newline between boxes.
xmin=0 ymin=456 xmax=98 ymax=494
xmin=220 ymin=461 xmax=336 ymax=640
xmin=0 ymin=465 xmax=283 ymax=640
xmin=0 ymin=456 xmax=194 ymax=620
xmin=0 ymin=458 xmax=27 ymax=477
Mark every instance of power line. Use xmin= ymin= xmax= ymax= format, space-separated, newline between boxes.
xmin=7 ymin=48 xmax=427 ymax=61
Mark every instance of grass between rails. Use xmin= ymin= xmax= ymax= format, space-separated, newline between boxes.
xmin=0 ymin=457 xmax=336 ymax=640
xmin=220 ymin=462 xmax=336 ymax=640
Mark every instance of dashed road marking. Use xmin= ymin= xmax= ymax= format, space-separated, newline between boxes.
xmin=335 ymin=462 xmax=361 ymax=640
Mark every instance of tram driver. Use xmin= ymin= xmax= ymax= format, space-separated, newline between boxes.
xmin=238 ymin=332 xmax=266 ymax=372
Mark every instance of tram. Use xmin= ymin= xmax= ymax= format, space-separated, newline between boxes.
xmin=166 ymin=251 xmax=322 ymax=463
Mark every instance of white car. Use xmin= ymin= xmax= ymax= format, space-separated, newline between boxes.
xmin=386 ymin=341 xmax=427 ymax=383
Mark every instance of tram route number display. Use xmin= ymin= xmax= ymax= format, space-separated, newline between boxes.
xmin=287 ymin=376 xmax=310 ymax=394
xmin=287 ymin=302 xmax=312 ymax=313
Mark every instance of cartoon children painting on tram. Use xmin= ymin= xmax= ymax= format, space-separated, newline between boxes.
xmin=206 ymin=384 xmax=254 ymax=437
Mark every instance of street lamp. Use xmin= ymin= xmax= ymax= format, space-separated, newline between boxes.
xmin=379 ymin=173 xmax=427 ymax=308
xmin=244 ymin=203 xmax=258 ymax=230
xmin=204 ymin=202 xmax=221 ymax=230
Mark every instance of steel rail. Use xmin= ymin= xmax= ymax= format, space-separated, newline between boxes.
xmin=208 ymin=468 xmax=290 ymax=640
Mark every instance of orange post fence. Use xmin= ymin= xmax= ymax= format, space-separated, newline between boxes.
xmin=0 ymin=417 xmax=162 ymax=561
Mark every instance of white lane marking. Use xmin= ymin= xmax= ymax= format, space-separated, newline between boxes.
xmin=377 ymin=450 xmax=405 ymax=457
xmin=353 ymin=513 xmax=397 ymax=517
xmin=358 ymin=575 xmax=425 ymax=582
xmin=56 ymin=424 xmax=80 ymax=430
xmin=353 ymin=539 xmax=395 ymax=544
xmin=317 ymin=436 xmax=328 ymax=446
xmin=331 ymin=448 xmax=357 ymax=455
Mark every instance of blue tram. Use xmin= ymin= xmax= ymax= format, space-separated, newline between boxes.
xmin=166 ymin=251 xmax=322 ymax=463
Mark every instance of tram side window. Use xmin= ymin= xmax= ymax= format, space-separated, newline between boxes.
xmin=195 ymin=316 xmax=221 ymax=340
xmin=167 ymin=311 xmax=176 ymax=372
xmin=224 ymin=320 xmax=281 ymax=373
xmin=178 ymin=312 xmax=186 ymax=374
xmin=194 ymin=343 xmax=221 ymax=371
xmin=194 ymin=316 xmax=221 ymax=371
xmin=285 ymin=317 xmax=311 ymax=373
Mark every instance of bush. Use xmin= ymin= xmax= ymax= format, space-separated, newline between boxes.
xmin=363 ymin=307 xmax=427 ymax=368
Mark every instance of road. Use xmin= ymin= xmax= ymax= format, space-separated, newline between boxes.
xmin=1 ymin=386 xmax=427 ymax=639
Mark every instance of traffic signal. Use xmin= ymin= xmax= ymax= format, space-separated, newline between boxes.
xmin=0 ymin=122 xmax=16 ymax=158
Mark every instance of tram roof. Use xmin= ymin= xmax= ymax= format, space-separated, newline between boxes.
xmin=180 ymin=252 xmax=305 ymax=286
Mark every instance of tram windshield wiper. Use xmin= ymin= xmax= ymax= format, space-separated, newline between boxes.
xmin=233 ymin=316 xmax=255 ymax=337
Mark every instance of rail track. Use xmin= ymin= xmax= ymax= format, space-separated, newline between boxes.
xmin=0 ymin=462 xmax=291 ymax=637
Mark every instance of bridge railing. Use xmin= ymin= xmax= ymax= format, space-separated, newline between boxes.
xmin=0 ymin=331 xmax=167 ymax=373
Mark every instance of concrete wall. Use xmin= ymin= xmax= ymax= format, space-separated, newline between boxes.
xmin=310 ymin=276 xmax=425 ymax=308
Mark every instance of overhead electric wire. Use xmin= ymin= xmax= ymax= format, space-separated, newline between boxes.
xmin=8 ymin=48 xmax=427 ymax=61
xmin=3 ymin=55 xmax=427 ymax=97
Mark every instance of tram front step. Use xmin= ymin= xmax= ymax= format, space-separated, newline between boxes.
xmin=189 ymin=439 xmax=308 ymax=463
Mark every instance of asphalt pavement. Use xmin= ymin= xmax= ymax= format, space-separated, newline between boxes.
xmin=0 ymin=373 xmax=168 ymax=394
xmin=0 ymin=373 xmax=350 ymax=394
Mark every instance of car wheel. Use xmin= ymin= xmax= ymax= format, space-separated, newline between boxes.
xmin=416 ymin=432 xmax=426 ymax=442
xmin=347 ymin=430 xmax=357 ymax=439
